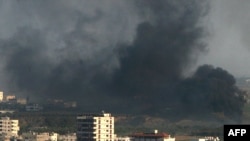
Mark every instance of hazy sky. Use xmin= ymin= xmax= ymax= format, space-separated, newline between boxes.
xmin=196 ymin=0 xmax=250 ymax=78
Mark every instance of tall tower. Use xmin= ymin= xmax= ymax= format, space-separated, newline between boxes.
xmin=77 ymin=112 xmax=115 ymax=141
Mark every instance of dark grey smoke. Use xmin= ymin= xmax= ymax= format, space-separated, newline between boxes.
xmin=0 ymin=0 xmax=245 ymax=121
xmin=111 ymin=0 xmax=208 ymax=112
xmin=0 ymin=0 xmax=141 ymax=106
xmin=176 ymin=65 xmax=246 ymax=121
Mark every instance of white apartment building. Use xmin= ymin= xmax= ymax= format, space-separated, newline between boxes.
xmin=77 ymin=112 xmax=115 ymax=141
xmin=0 ymin=91 xmax=3 ymax=101
xmin=0 ymin=117 xmax=19 ymax=137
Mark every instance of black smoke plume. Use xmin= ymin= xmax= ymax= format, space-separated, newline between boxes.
xmin=0 ymin=0 xmax=246 ymax=121
xmin=176 ymin=65 xmax=246 ymax=121
xmin=111 ymin=0 xmax=208 ymax=112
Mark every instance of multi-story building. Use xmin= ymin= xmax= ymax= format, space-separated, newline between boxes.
xmin=77 ymin=112 xmax=115 ymax=141
xmin=0 ymin=117 xmax=19 ymax=137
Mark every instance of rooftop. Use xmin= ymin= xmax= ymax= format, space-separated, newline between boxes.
xmin=130 ymin=130 xmax=172 ymax=138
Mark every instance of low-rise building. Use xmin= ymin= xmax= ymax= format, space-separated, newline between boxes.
xmin=17 ymin=98 xmax=28 ymax=105
xmin=22 ymin=132 xmax=58 ymax=141
xmin=58 ymin=133 xmax=77 ymax=141
xmin=198 ymin=136 xmax=220 ymax=141
xmin=114 ymin=136 xmax=131 ymax=141
xmin=26 ymin=104 xmax=43 ymax=112
xmin=64 ymin=101 xmax=77 ymax=108
xmin=5 ymin=95 xmax=16 ymax=101
xmin=130 ymin=130 xmax=175 ymax=141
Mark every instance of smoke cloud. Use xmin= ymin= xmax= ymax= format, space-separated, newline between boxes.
xmin=0 ymin=0 xmax=141 ymax=101
xmin=111 ymin=0 xmax=208 ymax=112
xmin=176 ymin=65 xmax=246 ymax=121
xmin=0 ymin=0 xmax=246 ymax=121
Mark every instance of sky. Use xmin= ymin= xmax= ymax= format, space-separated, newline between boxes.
xmin=0 ymin=0 xmax=249 ymax=106
xmin=196 ymin=0 xmax=250 ymax=78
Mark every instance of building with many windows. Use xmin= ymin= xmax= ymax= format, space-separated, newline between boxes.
xmin=0 ymin=117 xmax=19 ymax=137
xmin=77 ymin=111 xmax=115 ymax=141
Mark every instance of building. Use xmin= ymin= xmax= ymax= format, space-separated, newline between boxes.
xmin=0 ymin=91 xmax=3 ymax=102
xmin=49 ymin=132 xmax=58 ymax=141
xmin=16 ymin=98 xmax=28 ymax=105
xmin=58 ymin=133 xmax=77 ymax=141
xmin=0 ymin=110 xmax=15 ymax=114
xmin=0 ymin=117 xmax=19 ymax=137
xmin=198 ymin=136 xmax=220 ymax=141
xmin=77 ymin=111 xmax=115 ymax=141
xmin=5 ymin=95 xmax=15 ymax=101
xmin=130 ymin=130 xmax=175 ymax=141
xmin=64 ymin=101 xmax=77 ymax=108
xmin=26 ymin=104 xmax=43 ymax=112
xmin=21 ymin=132 xmax=58 ymax=141
xmin=114 ymin=136 xmax=131 ymax=141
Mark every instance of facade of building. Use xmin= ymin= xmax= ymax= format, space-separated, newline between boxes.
xmin=0 ymin=91 xmax=3 ymax=102
xmin=58 ymin=133 xmax=77 ymax=141
xmin=21 ymin=132 xmax=58 ymax=141
xmin=198 ymin=136 xmax=220 ymax=141
xmin=25 ymin=104 xmax=43 ymax=112
xmin=114 ymin=136 xmax=131 ymax=141
xmin=5 ymin=95 xmax=16 ymax=101
xmin=0 ymin=117 xmax=19 ymax=137
xmin=17 ymin=98 xmax=28 ymax=105
xmin=77 ymin=112 xmax=115 ymax=141
xmin=36 ymin=132 xmax=51 ymax=141
xmin=130 ymin=130 xmax=175 ymax=141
